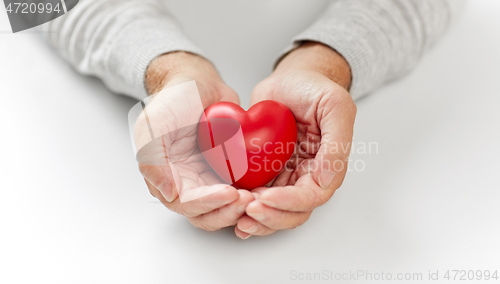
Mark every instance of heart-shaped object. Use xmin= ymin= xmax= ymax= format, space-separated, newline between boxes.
xmin=197 ymin=100 xmax=297 ymax=189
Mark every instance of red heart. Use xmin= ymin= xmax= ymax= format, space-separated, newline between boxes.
xmin=197 ymin=100 xmax=297 ymax=189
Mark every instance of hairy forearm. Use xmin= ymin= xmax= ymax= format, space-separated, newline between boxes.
xmin=275 ymin=41 xmax=352 ymax=91
xmin=145 ymin=52 xmax=218 ymax=95
xmin=144 ymin=51 xmax=238 ymax=109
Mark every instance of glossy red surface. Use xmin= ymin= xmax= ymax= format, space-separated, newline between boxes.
xmin=197 ymin=100 xmax=297 ymax=189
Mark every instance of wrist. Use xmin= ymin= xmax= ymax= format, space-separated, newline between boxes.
xmin=145 ymin=51 xmax=222 ymax=95
xmin=275 ymin=41 xmax=352 ymax=91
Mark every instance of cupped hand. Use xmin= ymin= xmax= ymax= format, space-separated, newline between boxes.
xmin=137 ymin=52 xmax=254 ymax=231
xmin=235 ymin=42 xmax=357 ymax=238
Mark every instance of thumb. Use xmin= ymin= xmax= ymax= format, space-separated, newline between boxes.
xmin=312 ymin=91 xmax=357 ymax=191
xmin=136 ymin=135 xmax=180 ymax=203
xmin=139 ymin=159 xmax=180 ymax=203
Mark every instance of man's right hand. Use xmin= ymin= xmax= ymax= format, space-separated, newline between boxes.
xmin=138 ymin=52 xmax=254 ymax=232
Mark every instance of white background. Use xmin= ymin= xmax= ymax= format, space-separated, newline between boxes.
xmin=1 ymin=0 xmax=499 ymax=283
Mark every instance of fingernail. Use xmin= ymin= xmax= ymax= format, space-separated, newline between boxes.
xmin=236 ymin=204 xmax=247 ymax=214
xmin=319 ymin=170 xmax=336 ymax=189
xmin=259 ymin=199 xmax=277 ymax=208
xmin=243 ymin=225 xmax=258 ymax=234
xmin=242 ymin=234 xmax=251 ymax=240
xmin=249 ymin=213 xmax=266 ymax=222
xmin=163 ymin=188 xmax=174 ymax=202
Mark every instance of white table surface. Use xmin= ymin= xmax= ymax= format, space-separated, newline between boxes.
xmin=1 ymin=1 xmax=499 ymax=283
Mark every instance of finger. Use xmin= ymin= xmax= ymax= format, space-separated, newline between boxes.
xmin=312 ymin=89 xmax=356 ymax=190
xmin=171 ymin=185 xmax=240 ymax=217
xmin=218 ymin=84 xmax=241 ymax=105
xmin=145 ymin=178 xmax=170 ymax=205
xmin=245 ymin=200 xmax=312 ymax=230
xmin=139 ymin=156 xmax=179 ymax=203
xmin=249 ymin=80 xmax=271 ymax=106
xmin=271 ymin=159 xmax=296 ymax=186
xmin=235 ymin=226 xmax=251 ymax=240
xmin=188 ymin=190 xmax=255 ymax=231
xmin=146 ymin=179 xmax=239 ymax=217
xmin=236 ymin=215 xmax=276 ymax=236
xmin=251 ymin=174 xmax=323 ymax=212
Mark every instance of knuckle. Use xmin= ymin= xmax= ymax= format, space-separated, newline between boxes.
xmin=304 ymin=189 xmax=319 ymax=211
xmin=325 ymin=88 xmax=356 ymax=111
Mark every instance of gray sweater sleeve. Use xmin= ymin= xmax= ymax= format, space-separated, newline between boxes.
xmin=42 ymin=0 xmax=202 ymax=100
xmin=43 ymin=0 xmax=465 ymax=101
xmin=289 ymin=0 xmax=466 ymax=100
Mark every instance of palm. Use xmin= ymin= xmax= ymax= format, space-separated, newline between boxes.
xmin=233 ymin=70 xmax=356 ymax=238
xmin=137 ymin=53 xmax=255 ymax=232
xmin=135 ymin=78 xmax=239 ymax=202
xmin=163 ymin=122 xmax=225 ymax=190
xmin=251 ymin=71 xmax=348 ymax=187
